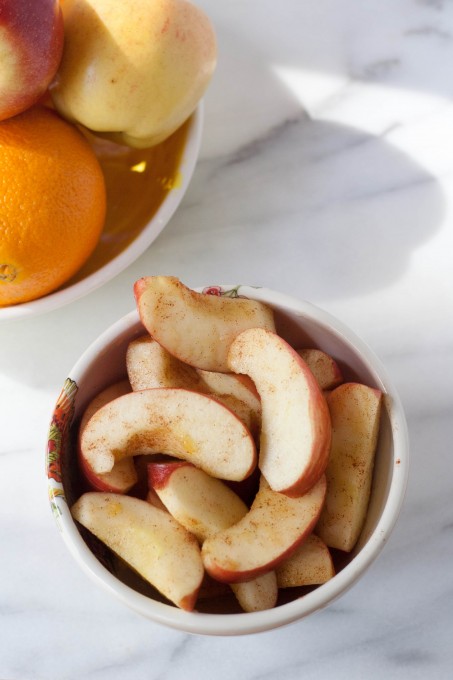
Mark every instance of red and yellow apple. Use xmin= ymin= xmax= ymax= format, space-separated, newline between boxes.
xmin=0 ymin=0 xmax=63 ymax=121
xmin=51 ymin=0 xmax=217 ymax=147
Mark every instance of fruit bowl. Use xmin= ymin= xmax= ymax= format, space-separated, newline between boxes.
xmin=0 ymin=106 xmax=203 ymax=321
xmin=46 ymin=285 xmax=409 ymax=636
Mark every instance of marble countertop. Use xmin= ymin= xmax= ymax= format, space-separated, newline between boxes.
xmin=1 ymin=0 xmax=452 ymax=677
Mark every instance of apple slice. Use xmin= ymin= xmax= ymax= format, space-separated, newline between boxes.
xmin=296 ymin=349 xmax=343 ymax=391
xmin=228 ymin=328 xmax=331 ymax=496
xmin=80 ymin=388 xmax=256 ymax=482
xmin=230 ymin=572 xmax=278 ymax=612
xmin=71 ymin=492 xmax=203 ymax=611
xmin=316 ymin=383 xmax=383 ymax=552
xmin=197 ymin=369 xmax=261 ymax=433
xmin=126 ymin=335 xmax=205 ymax=392
xmin=126 ymin=335 xmax=258 ymax=433
xmin=146 ymin=487 xmax=169 ymax=512
xmin=276 ymin=534 xmax=335 ymax=587
xmin=78 ymin=380 xmax=137 ymax=493
xmin=148 ymin=461 xmax=278 ymax=612
xmin=201 ymin=475 xmax=327 ymax=583
xmin=148 ymin=461 xmax=249 ymax=543
xmin=134 ymin=276 xmax=276 ymax=372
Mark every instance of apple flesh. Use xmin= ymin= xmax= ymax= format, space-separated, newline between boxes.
xmin=146 ymin=487 xmax=170 ymax=513
xmin=134 ymin=276 xmax=276 ymax=372
xmin=201 ymin=475 xmax=327 ymax=583
xmin=80 ymin=388 xmax=256 ymax=482
xmin=296 ymin=349 xmax=343 ymax=391
xmin=228 ymin=328 xmax=331 ymax=496
xmin=71 ymin=492 xmax=203 ymax=610
xmin=126 ymin=335 xmax=258 ymax=433
xmin=197 ymin=369 xmax=261 ymax=434
xmin=276 ymin=534 xmax=335 ymax=588
xmin=0 ymin=0 xmax=64 ymax=121
xmin=230 ymin=572 xmax=278 ymax=613
xmin=126 ymin=335 xmax=205 ymax=392
xmin=316 ymin=383 xmax=383 ymax=552
xmin=148 ymin=461 xmax=277 ymax=612
xmin=148 ymin=461 xmax=249 ymax=543
xmin=78 ymin=380 xmax=137 ymax=493
xmin=51 ymin=0 xmax=217 ymax=148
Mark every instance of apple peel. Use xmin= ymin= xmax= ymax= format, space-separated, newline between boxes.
xmin=78 ymin=380 xmax=137 ymax=493
xmin=134 ymin=276 xmax=276 ymax=372
xmin=71 ymin=492 xmax=203 ymax=611
xmin=316 ymin=382 xmax=383 ymax=552
xmin=201 ymin=475 xmax=327 ymax=583
xmin=228 ymin=328 xmax=331 ymax=496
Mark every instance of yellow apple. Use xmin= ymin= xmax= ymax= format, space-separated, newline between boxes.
xmin=51 ymin=0 xmax=217 ymax=147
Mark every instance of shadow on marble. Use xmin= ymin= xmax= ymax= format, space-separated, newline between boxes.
xmin=0 ymin=14 xmax=447 ymax=390
xmin=156 ymin=113 xmax=446 ymax=302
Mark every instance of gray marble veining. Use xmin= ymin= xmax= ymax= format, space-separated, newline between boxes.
xmin=1 ymin=1 xmax=452 ymax=678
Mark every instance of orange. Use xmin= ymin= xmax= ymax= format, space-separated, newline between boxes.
xmin=0 ymin=106 xmax=106 ymax=306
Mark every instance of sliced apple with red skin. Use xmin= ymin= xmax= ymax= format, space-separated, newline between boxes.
xmin=71 ymin=492 xmax=203 ymax=611
xmin=296 ymin=349 xmax=343 ymax=391
xmin=196 ymin=572 xmax=278 ymax=613
xmin=78 ymin=380 xmax=137 ymax=493
xmin=126 ymin=335 xmax=205 ymax=392
xmin=230 ymin=572 xmax=278 ymax=612
xmin=80 ymin=388 xmax=256 ymax=482
xmin=148 ymin=461 xmax=249 ymax=542
xmin=126 ymin=334 xmax=259 ymax=434
xmin=148 ymin=461 xmax=278 ymax=612
xmin=197 ymin=369 xmax=261 ymax=434
xmin=146 ymin=487 xmax=170 ymax=512
xmin=201 ymin=475 xmax=327 ymax=583
xmin=134 ymin=276 xmax=276 ymax=372
xmin=228 ymin=328 xmax=331 ymax=497
xmin=316 ymin=383 xmax=383 ymax=552
xmin=276 ymin=534 xmax=335 ymax=587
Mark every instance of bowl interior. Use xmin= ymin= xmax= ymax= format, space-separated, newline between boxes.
xmin=48 ymin=286 xmax=408 ymax=634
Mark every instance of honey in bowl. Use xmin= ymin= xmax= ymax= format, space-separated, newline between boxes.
xmin=68 ymin=118 xmax=191 ymax=283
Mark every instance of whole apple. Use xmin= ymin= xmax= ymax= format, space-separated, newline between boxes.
xmin=0 ymin=0 xmax=64 ymax=121
xmin=51 ymin=0 xmax=217 ymax=148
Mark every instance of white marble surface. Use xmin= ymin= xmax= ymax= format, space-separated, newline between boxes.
xmin=1 ymin=0 xmax=452 ymax=677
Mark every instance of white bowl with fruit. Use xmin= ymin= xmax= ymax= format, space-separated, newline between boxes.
xmin=46 ymin=278 xmax=409 ymax=636
xmin=0 ymin=0 xmax=215 ymax=319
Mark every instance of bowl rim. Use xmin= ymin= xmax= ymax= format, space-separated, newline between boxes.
xmin=47 ymin=285 xmax=409 ymax=636
xmin=0 ymin=105 xmax=204 ymax=322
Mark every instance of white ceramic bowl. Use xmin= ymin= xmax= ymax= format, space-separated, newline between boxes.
xmin=46 ymin=285 xmax=409 ymax=636
xmin=0 ymin=107 xmax=203 ymax=321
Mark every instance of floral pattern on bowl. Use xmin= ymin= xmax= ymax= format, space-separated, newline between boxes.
xmin=47 ymin=378 xmax=78 ymax=524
